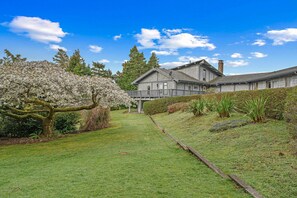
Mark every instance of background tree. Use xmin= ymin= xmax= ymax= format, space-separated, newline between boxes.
xmin=117 ymin=46 xmax=150 ymax=90
xmin=0 ymin=61 xmax=131 ymax=136
xmin=147 ymin=52 xmax=160 ymax=68
xmin=91 ymin=62 xmax=112 ymax=78
xmin=0 ymin=49 xmax=27 ymax=65
xmin=68 ymin=50 xmax=91 ymax=76
xmin=53 ymin=49 xmax=69 ymax=68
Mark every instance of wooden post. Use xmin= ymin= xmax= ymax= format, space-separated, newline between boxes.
xmin=128 ymin=104 xmax=131 ymax=113
xmin=137 ymin=100 xmax=142 ymax=113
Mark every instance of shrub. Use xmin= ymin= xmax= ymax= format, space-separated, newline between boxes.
xmin=189 ymin=99 xmax=206 ymax=116
xmin=81 ymin=107 xmax=110 ymax=131
xmin=205 ymin=99 xmax=217 ymax=112
xmin=0 ymin=116 xmax=42 ymax=137
xmin=167 ymin=102 xmax=189 ymax=114
xmin=143 ymin=87 xmax=291 ymax=119
xmin=245 ymin=97 xmax=267 ymax=122
xmin=284 ymin=86 xmax=297 ymax=138
xmin=216 ymin=97 xmax=234 ymax=118
xmin=54 ymin=112 xmax=81 ymax=134
xmin=143 ymin=95 xmax=202 ymax=115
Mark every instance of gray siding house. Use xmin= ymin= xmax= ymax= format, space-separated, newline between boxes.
xmin=128 ymin=59 xmax=297 ymax=112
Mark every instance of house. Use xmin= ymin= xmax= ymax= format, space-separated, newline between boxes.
xmin=128 ymin=59 xmax=297 ymax=112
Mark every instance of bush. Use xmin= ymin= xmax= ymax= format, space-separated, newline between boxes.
xmin=189 ymin=99 xmax=206 ymax=116
xmin=284 ymin=86 xmax=297 ymax=138
xmin=167 ymin=102 xmax=189 ymax=114
xmin=143 ymin=88 xmax=291 ymax=120
xmin=245 ymin=97 xmax=267 ymax=122
xmin=143 ymin=95 xmax=202 ymax=115
xmin=205 ymin=99 xmax=217 ymax=112
xmin=54 ymin=112 xmax=81 ymax=134
xmin=81 ymin=107 xmax=110 ymax=131
xmin=216 ymin=97 xmax=234 ymax=118
xmin=0 ymin=116 xmax=42 ymax=137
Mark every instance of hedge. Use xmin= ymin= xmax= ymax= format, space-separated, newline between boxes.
xmin=284 ymin=86 xmax=297 ymax=137
xmin=143 ymin=87 xmax=292 ymax=120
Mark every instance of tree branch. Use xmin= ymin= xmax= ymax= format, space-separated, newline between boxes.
xmin=0 ymin=109 xmax=45 ymax=121
xmin=54 ymin=102 xmax=98 ymax=113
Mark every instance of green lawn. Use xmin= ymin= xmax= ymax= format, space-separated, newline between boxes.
xmin=0 ymin=110 xmax=248 ymax=197
xmin=153 ymin=111 xmax=297 ymax=198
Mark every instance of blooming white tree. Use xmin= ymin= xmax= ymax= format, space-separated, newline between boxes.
xmin=0 ymin=61 xmax=132 ymax=136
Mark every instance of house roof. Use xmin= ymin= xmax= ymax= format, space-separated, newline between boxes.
xmin=211 ymin=65 xmax=297 ymax=85
xmin=132 ymin=68 xmax=208 ymax=85
xmin=171 ymin=59 xmax=224 ymax=76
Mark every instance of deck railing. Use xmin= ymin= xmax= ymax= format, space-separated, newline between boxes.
xmin=127 ymin=89 xmax=205 ymax=99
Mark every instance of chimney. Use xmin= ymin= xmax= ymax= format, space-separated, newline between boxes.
xmin=218 ymin=60 xmax=224 ymax=74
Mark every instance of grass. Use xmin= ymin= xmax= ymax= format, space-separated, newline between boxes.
xmin=153 ymin=111 xmax=297 ymax=198
xmin=0 ymin=110 xmax=249 ymax=197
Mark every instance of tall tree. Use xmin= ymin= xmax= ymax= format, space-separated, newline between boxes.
xmin=68 ymin=50 xmax=91 ymax=76
xmin=118 ymin=46 xmax=148 ymax=90
xmin=147 ymin=52 xmax=160 ymax=68
xmin=0 ymin=49 xmax=27 ymax=65
xmin=91 ymin=62 xmax=112 ymax=78
xmin=53 ymin=49 xmax=69 ymax=68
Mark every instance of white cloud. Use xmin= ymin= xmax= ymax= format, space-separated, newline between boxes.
xmin=135 ymin=28 xmax=161 ymax=48
xmin=160 ymin=33 xmax=216 ymax=50
xmin=160 ymin=61 xmax=185 ymax=68
xmin=251 ymin=52 xmax=267 ymax=58
xmin=226 ymin=60 xmax=249 ymax=67
xmin=252 ymin=39 xmax=266 ymax=46
xmin=151 ymin=50 xmax=178 ymax=56
xmin=265 ymin=28 xmax=297 ymax=45
xmin=231 ymin=53 xmax=243 ymax=58
xmin=98 ymin=59 xmax=110 ymax=63
xmin=178 ymin=56 xmax=218 ymax=64
xmin=89 ymin=45 xmax=102 ymax=53
xmin=49 ymin=44 xmax=67 ymax=51
xmin=113 ymin=34 xmax=121 ymax=40
xmin=213 ymin=53 xmax=220 ymax=57
xmin=135 ymin=28 xmax=216 ymax=51
xmin=6 ymin=16 xmax=67 ymax=43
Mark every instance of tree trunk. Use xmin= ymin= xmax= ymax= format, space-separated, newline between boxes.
xmin=42 ymin=118 xmax=54 ymax=137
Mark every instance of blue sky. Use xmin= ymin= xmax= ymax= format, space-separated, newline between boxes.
xmin=0 ymin=0 xmax=297 ymax=75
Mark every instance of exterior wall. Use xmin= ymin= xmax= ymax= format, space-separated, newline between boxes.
xmin=176 ymin=64 xmax=219 ymax=82
xmin=290 ymin=75 xmax=297 ymax=87
xmin=137 ymin=71 xmax=176 ymax=91
xmin=234 ymin=84 xmax=249 ymax=91
xmin=271 ymin=78 xmax=286 ymax=88
xmin=258 ymin=81 xmax=266 ymax=89
xmin=220 ymin=85 xmax=235 ymax=92
xmin=176 ymin=83 xmax=203 ymax=91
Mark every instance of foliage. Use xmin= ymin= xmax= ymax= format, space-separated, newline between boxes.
xmin=143 ymin=95 xmax=202 ymax=115
xmin=67 ymin=49 xmax=91 ymax=76
xmin=54 ymin=112 xmax=81 ymax=133
xmin=147 ymin=52 xmax=160 ymax=68
xmin=91 ymin=62 xmax=112 ymax=78
xmin=0 ymin=49 xmax=26 ymax=66
xmin=0 ymin=61 xmax=132 ymax=136
xmin=53 ymin=48 xmax=69 ymax=68
xmin=216 ymin=97 xmax=234 ymax=118
xmin=284 ymin=86 xmax=297 ymax=138
xmin=0 ymin=116 xmax=42 ymax=137
xmin=144 ymin=88 xmax=291 ymax=119
xmin=167 ymin=102 xmax=189 ymax=114
xmin=244 ymin=96 xmax=267 ymax=122
xmin=117 ymin=46 xmax=159 ymax=90
xmin=0 ymin=111 xmax=248 ymax=197
xmin=189 ymin=99 xmax=206 ymax=116
xmin=80 ymin=107 xmax=110 ymax=131
xmin=205 ymin=99 xmax=217 ymax=112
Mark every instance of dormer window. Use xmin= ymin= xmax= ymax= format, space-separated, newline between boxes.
xmin=203 ymin=69 xmax=206 ymax=81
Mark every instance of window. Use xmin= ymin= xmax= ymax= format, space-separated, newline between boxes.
xmin=193 ymin=86 xmax=198 ymax=90
xmin=147 ymin=85 xmax=150 ymax=95
xmin=156 ymin=84 xmax=159 ymax=89
xmin=203 ymin=69 xmax=206 ymax=81
xmin=163 ymin=82 xmax=168 ymax=95
xmin=188 ymin=86 xmax=191 ymax=90
xmin=267 ymin=81 xmax=272 ymax=88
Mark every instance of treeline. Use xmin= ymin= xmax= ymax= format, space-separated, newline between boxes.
xmin=0 ymin=45 xmax=160 ymax=91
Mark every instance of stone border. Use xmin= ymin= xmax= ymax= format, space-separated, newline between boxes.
xmin=149 ymin=115 xmax=263 ymax=198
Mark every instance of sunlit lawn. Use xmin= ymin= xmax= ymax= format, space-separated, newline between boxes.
xmin=0 ymin=110 xmax=248 ymax=197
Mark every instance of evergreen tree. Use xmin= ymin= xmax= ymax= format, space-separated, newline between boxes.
xmin=53 ymin=49 xmax=69 ymax=68
xmin=118 ymin=46 xmax=148 ymax=90
xmin=91 ymin=62 xmax=112 ymax=78
xmin=0 ymin=49 xmax=26 ymax=65
xmin=147 ymin=52 xmax=160 ymax=68
xmin=68 ymin=50 xmax=91 ymax=76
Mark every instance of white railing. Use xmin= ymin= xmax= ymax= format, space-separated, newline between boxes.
xmin=127 ymin=89 xmax=205 ymax=98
